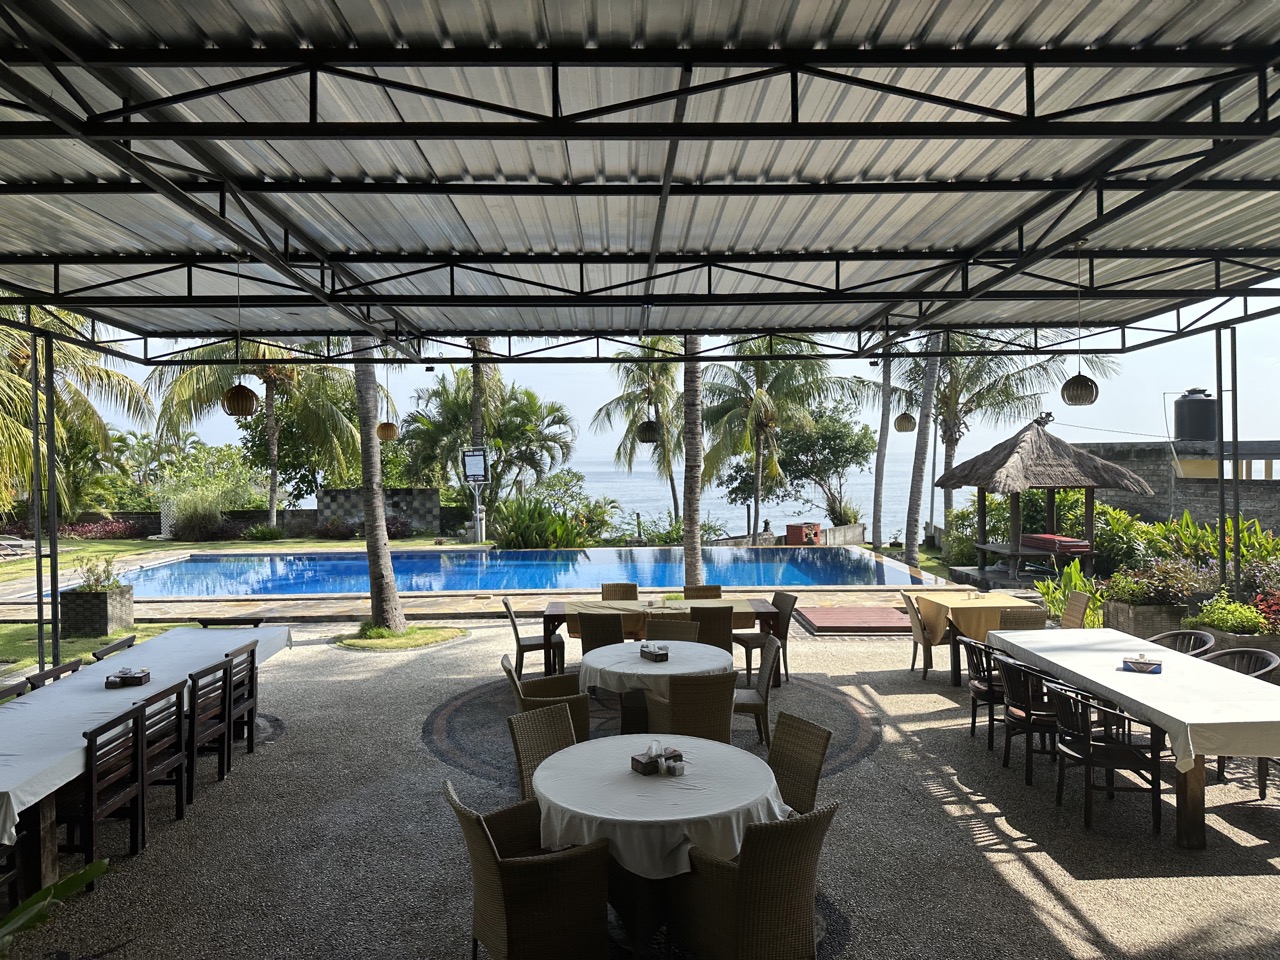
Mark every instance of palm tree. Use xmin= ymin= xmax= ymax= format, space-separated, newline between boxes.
xmin=590 ymin=336 xmax=684 ymax=519
xmin=871 ymin=355 xmax=893 ymax=551
xmin=703 ymin=337 xmax=867 ymax=544
xmin=683 ymin=336 xmax=704 ymax=585
xmin=146 ymin=341 xmax=359 ymax=527
xmin=903 ymin=337 xmax=941 ymax=567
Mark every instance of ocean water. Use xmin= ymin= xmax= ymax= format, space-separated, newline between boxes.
xmin=573 ymin=447 xmax=931 ymax=539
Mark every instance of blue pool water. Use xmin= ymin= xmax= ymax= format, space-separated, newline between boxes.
xmin=118 ymin=547 xmax=936 ymax=597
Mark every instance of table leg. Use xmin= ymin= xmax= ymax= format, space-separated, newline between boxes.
xmin=761 ymin=612 xmax=783 ymax=688
xmin=1175 ymin=755 xmax=1207 ymax=850
xmin=608 ymin=859 xmax=667 ymax=957
xmin=620 ymin=689 xmax=649 ymax=735
xmin=542 ymin=615 xmax=566 ymax=676
xmin=16 ymin=794 xmax=58 ymax=898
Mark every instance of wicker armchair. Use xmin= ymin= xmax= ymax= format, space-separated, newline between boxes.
xmin=600 ymin=582 xmax=638 ymax=601
xmin=900 ymin=592 xmax=935 ymax=679
xmin=504 ymin=597 xmax=564 ymax=677
xmin=644 ymin=618 xmax=699 ymax=643
xmin=645 ymin=671 xmax=739 ymax=744
xmin=507 ymin=702 xmax=577 ymax=800
xmin=993 ymin=654 xmax=1058 ymax=786
xmin=1061 ymin=590 xmax=1091 ymax=629
xmin=690 ymin=604 xmax=735 ymax=654
xmin=958 ymin=635 xmax=1004 ymax=750
xmin=1147 ymin=629 xmax=1215 ymax=657
xmin=1201 ymin=647 xmax=1280 ymax=786
xmin=501 ymin=654 xmax=589 ymax=743
xmin=577 ymin=613 xmax=625 ymax=656
xmin=733 ymin=591 xmax=798 ymax=685
xmin=767 ymin=713 xmax=832 ymax=815
xmin=998 ymin=606 xmax=1048 ymax=630
xmin=683 ymin=584 xmax=723 ymax=599
xmin=734 ymin=636 xmax=781 ymax=747
xmin=668 ymin=804 xmax=839 ymax=960
xmin=444 ymin=780 xmax=609 ymax=960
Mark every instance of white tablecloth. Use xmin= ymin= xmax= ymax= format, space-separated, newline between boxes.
xmin=988 ymin=628 xmax=1280 ymax=773
xmin=0 ymin=626 xmax=292 ymax=845
xmin=533 ymin=733 xmax=791 ymax=879
xmin=577 ymin=640 xmax=733 ymax=697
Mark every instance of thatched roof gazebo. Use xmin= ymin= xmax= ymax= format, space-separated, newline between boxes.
xmin=935 ymin=420 xmax=1153 ymax=578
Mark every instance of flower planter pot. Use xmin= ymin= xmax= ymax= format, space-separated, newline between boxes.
xmin=1102 ymin=600 xmax=1185 ymax=639
xmin=1201 ymin=627 xmax=1280 ymax=681
xmin=60 ymin=586 xmax=133 ymax=638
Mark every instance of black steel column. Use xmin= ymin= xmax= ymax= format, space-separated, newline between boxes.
xmin=1214 ymin=330 xmax=1227 ymax=587
xmin=27 ymin=324 xmax=43 ymax=669
xmin=42 ymin=335 xmax=59 ymax=664
xmin=1231 ymin=327 xmax=1241 ymax=598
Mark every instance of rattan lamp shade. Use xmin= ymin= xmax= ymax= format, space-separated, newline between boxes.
xmin=636 ymin=420 xmax=661 ymax=444
xmin=893 ymin=412 xmax=917 ymax=432
xmin=1060 ymin=374 xmax=1099 ymax=406
xmin=376 ymin=421 xmax=400 ymax=442
xmin=221 ymin=383 xmax=258 ymax=417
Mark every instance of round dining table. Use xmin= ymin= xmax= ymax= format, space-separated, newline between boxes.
xmin=533 ymin=733 xmax=791 ymax=880
xmin=578 ymin=639 xmax=733 ymax=699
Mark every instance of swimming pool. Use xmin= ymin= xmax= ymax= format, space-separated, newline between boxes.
xmin=118 ymin=546 xmax=937 ymax=597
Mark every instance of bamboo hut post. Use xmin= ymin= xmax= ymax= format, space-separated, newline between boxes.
xmin=1045 ymin=488 xmax=1057 ymax=535
xmin=1083 ymin=487 xmax=1096 ymax=576
xmin=1008 ymin=492 xmax=1022 ymax=578
xmin=976 ymin=486 xmax=988 ymax=571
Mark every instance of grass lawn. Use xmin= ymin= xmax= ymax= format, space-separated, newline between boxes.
xmin=917 ymin=546 xmax=951 ymax=581
xmin=0 ymin=621 xmax=187 ymax=673
xmin=337 ymin=624 xmax=466 ymax=651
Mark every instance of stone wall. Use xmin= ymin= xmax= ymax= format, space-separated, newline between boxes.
xmin=1076 ymin=441 xmax=1280 ymax=532
xmin=317 ymin=487 xmax=440 ymax=534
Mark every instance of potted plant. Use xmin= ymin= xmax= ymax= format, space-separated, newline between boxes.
xmin=1101 ymin=558 xmax=1213 ymax=639
xmin=60 ymin=557 xmax=133 ymax=638
xmin=887 ymin=529 xmax=904 ymax=550
xmin=1183 ymin=589 xmax=1280 ymax=660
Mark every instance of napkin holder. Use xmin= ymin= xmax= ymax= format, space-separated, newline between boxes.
xmin=640 ymin=643 xmax=668 ymax=662
xmin=631 ymin=753 xmax=661 ymax=775
xmin=1122 ymin=655 xmax=1162 ymax=674
xmin=105 ymin=667 xmax=150 ymax=688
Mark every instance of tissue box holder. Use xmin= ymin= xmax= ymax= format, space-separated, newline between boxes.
xmin=631 ymin=753 xmax=661 ymax=775
xmin=1122 ymin=656 xmax=1162 ymax=674
xmin=640 ymin=647 xmax=668 ymax=662
xmin=105 ymin=668 xmax=150 ymax=688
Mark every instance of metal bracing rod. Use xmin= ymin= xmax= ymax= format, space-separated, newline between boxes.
xmin=42 ymin=334 xmax=59 ymax=665
xmin=640 ymin=64 xmax=693 ymax=335
xmin=27 ymin=323 xmax=43 ymax=670
xmin=1216 ymin=329 xmax=1228 ymax=587
xmin=1231 ymin=326 xmax=1242 ymax=599
xmin=2 ymin=119 xmax=1278 ymax=141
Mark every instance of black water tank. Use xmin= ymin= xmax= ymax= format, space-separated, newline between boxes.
xmin=1173 ymin=387 xmax=1217 ymax=441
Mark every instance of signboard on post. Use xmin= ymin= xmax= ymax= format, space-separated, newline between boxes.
xmin=462 ymin=447 xmax=490 ymax=543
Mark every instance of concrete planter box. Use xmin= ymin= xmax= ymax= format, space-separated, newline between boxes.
xmin=60 ymin=586 xmax=133 ymax=638
xmin=1102 ymin=600 xmax=1185 ymax=639
xmin=1201 ymin=627 xmax=1280 ymax=678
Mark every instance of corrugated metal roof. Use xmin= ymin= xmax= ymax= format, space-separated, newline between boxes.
xmin=0 ymin=0 xmax=1277 ymax=355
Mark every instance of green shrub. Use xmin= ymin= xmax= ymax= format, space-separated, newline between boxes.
xmin=72 ymin=557 xmax=121 ymax=591
xmin=316 ymin=518 xmax=358 ymax=540
xmin=610 ymin=511 xmax=730 ymax=546
xmin=491 ymin=496 xmax=592 ymax=549
xmin=171 ymin=489 xmax=227 ymax=541
xmin=1034 ymin=559 xmax=1103 ymax=627
xmin=1104 ymin=571 xmax=1150 ymax=605
xmin=1183 ymin=589 xmax=1269 ymax=635
xmin=243 ymin=523 xmax=286 ymax=541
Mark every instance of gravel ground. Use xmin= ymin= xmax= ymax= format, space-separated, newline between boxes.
xmin=9 ymin=622 xmax=1280 ymax=960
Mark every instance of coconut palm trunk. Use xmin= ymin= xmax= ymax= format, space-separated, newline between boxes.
xmin=656 ymin=400 xmax=680 ymax=520
xmin=352 ymin=337 xmax=406 ymax=631
xmin=940 ymin=426 xmax=961 ymax=521
xmin=904 ymin=338 xmax=941 ymax=567
xmin=468 ymin=337 xmax=490 ymax=447
xmin=683 ymin=336 xmax=703 ymax=585
xmin=264 ymin=378 xmax=279 ymax=527
xmin=871 ymin=356 xmax=892 ymax=550
xmin=751 ymin=437 xmax=764 ymax=546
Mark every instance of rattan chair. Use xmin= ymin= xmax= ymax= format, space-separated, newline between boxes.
xmin=690 ymin=604 xmax=735 ymax=654
xmin=135 ymin=679 xmax=187 ymax=841
xmin=1061 ymin=591 xmax=1091 ymax=629
xmin=683 ymin=584 xmax=723 ymax=599
xmin=0 ymin=676 xmax=27 ymax=701
xmin=958 ymin=635 xmax=1004 ymax=750
xmin=444 ymin=779 xmax=609 ymax=960
xmin=224 ymin=640 xmax=259 ymax=765
xmin=900 ymin=592 xmax=935 ymax=679
xmin=186 ymin=656 xmax=232 ymax=804
xmin=999 ymin=606 xmax=1048 ymax=630
xmin=1201 ymin=647 xmax=1280 ymax=784
xmin=28 ymin=658 xmax=83 ymax=689
xmin=766 ymin=712 xmax=833 ymax=815
xmin=507 ymin=702 xmax=577 ymax=800
xmin=734 ymin=636 xmax=781 ymax=747
xmin=993 ymin=654 xmax=1058 ymax=786
xmin=1147 ymin=629 xmax=1215 ymax=657
xmin=668 ymin=803 xmax=839 ymax=960
xmin=644 ymin=618 xmax=699 ymax=643
xmin=645 ymin=671 xmax=739 ymax=744
xmin=501 ymin=654 xmax=589 ymax=743
xmin=600 ymin=582 xmax=638 ymax=601
xmin=504 ymin=596 xmax=564 ymax=677
xmin=1046 ymin=682 xmax=1164 ymax=833
xmin=733 ymin=591 xmax=798 ymax=685
xmin=91 ymin=634 xmax=137 ymax=661
xmin=577 ymin=612 xmax=625 ymax=656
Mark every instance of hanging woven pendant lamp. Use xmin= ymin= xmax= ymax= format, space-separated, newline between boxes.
xmin=1060 ymin=241 xmax=1098 ymax=407
xmin=222 ymin=257 xmax=259 ymax=418
xmin=894 ymin=412 xmax=917 ymax=432
xmin=376 ymin=359 xmax=399 ymax=441
xmin=636 ymin=420 xmax=661 ymax=444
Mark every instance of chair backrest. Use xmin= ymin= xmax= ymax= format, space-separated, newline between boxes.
xmin=645 ymin=618 xmax=699 ymax=643
xmin=578 ymin=612 xmax=625 ymax=655
xmin=501 ymin=596 xmax=521 ymax=638
xmin=655 ymin=671 xmax=739 ymax=743
xmin=730 ymin=804 xmax=839 ymax=960
xmin=1201 ymin=647 xmax=1280 ymax=680
xmin=600 ymin=582 xmax=638 ymax=601
xmin=752 ymin=636 xmax=782 ymax=702
xmin=28 ymin=658 xmax=83 ymax=689
xmin=135 ymin=680 xmax=187 ymax=772
xmin=507 ymin=702 xmax=576 ymax=800
xmin=1061 ymin=590 xmax=1091 ymax=629
xmin=683 ymin=584 xmax=722 ymax=599
xmin=958 ymin=635 xmax=998 ymax=687
xmin=767 ymin=591 xmax=799 ymax=643
xmin=500 ymin=653 xmax=523 ymax=704
xmin=767 ymin=713 xmax=832 ymax=814
xmin=993 ymin=654 xmax=1051 ymax=713
xmin=0 ymin=677 xmax=28 ymax=701
xmin=224 ymin=640 xmax=259 ymax=703
xmin=443 ymin=779 xmax=510 ymax=955
xmin=83 ymin=702 xmax=145 ymax=817
xmin=1044 ymin=681 xmax=1095 ymax=743
xmin=689 ymin=605 xmax=734 ymax=653
xmin=92 ymin=634 xmax=137 ymax=661
xmin=900 ymin=592 xmax=929 ymax=646
xmin=188 ymin=657 xmax=233 ymax=734
xmin=999 ymin=606 xmax=1048 ymax=631
xmin=1148 ymin=629 xmax=1215 ymax=657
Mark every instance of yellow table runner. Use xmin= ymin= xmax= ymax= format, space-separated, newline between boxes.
xmin=913 ymin=592 xmax=1041 ymax=645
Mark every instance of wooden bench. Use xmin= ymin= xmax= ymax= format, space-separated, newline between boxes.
xmin=195 ymin=617 xmax=264 ymax=628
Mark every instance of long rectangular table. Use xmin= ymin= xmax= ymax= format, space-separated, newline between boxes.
xmin=987 ymin=627 xmax=1280 ymax=848
xmin=0 ymin=626 xmax=292 ymax=890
